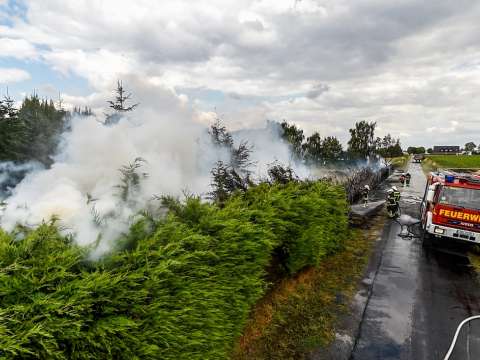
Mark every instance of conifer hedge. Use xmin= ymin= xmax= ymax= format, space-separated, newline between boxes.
xmin=0 ymin=181 xmax=349 ymax=359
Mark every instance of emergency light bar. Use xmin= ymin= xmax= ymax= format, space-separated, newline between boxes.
xmin=430 ymin=170 xmax=480 ymax=185
xmin=445 ymin=175 xmax=455 ymax=183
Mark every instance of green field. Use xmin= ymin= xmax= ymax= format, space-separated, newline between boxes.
xmin=424 ymin=155 xmax=480 ymax=169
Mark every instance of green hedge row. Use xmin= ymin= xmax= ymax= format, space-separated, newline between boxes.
xmin=0 ymin=181 xmax=349 ymax=359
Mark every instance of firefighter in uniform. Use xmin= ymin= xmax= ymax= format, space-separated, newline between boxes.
xmin=405 ymin=172 xmax=411 ymax=187
xmin=362 ymin=185 xmax=370 ymax=207
xmin=387 ymin=186 xmax=401 ymax=218
xmin=393 ymin=186 xmax=401 ymax=202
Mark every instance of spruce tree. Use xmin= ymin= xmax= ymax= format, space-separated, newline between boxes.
xmin=105 ymin=80 xmax=139 ymax=125
xmin=0 ymin=94 xmax=26 ymax=161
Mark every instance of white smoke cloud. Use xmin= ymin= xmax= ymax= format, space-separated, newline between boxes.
xmin=232 ymin=124 xmax=310 ymax=179
xmin=0 ymin=161 xmax=44 ymax=200
xmin=0 ymin=80 xmax=304 ymax=254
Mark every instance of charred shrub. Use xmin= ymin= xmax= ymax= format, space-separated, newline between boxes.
xmin=267 ymin=161 xmax=298 ymax=184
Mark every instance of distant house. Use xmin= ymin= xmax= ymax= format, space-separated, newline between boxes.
xmin=432 ymin=146 xmax=460 ymax=154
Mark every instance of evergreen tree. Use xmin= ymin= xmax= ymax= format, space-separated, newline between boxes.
xmin=105 ymin=80 xmax=138 ymax=125
xmin=116 ymin=157 xmax=147 ymax=203
xmin=231 ymin=140 xmax=254 ymax=175
xmin=17 ymin=95 xmax=66 ymax=165
xmin=267 ymin=161 xmax=297 ymax=184
xmin=0 ymin=95 xmax=26 ymax=161
xmin=209 ymin=161 xmax=230 ymax=204
xmin=73 ymin=106 xmax=93 ymax=117
xmin=209 ymin=161 xmax=247 ymax=205
xmin=0 ymin=93 xmax=66 ymax=164
xmin=208 ymin=119 xmax=253 ymax=203
xmin=0 ymin=93 xmax=17 ymax=119
xmin=209 ymin=117 xmax=234 ymax=148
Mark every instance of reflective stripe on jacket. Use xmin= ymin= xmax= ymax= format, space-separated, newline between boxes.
xmin=393 ymin=191 xmax=401 ymax=202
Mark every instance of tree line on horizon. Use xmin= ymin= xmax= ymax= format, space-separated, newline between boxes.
xmin=406 ymin=141 xmax=480 ymax=155
xmin=0 ymin=81 xmax=403 ymax=169
xmin=278 ymin=119 xmax=403 ymax=164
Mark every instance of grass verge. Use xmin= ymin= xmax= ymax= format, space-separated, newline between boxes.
xmin=421 ymin=157 xmax=438 ymax=175
xmin=231 ymin=216 xmax=384 ymax=360
xmin=469 ymin=253 xmax=480 ymax=273
xmin=468 ymin=247 xmax=480 ymax=276
xmin=388 ymin=155 xmax=410 ymax=169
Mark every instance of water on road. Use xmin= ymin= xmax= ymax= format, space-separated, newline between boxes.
xmin=351 ymin=163 xmax=480 ymax=360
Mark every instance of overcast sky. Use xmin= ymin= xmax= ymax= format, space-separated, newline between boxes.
xmin=1 ymin=0 xmax=480 ymax=147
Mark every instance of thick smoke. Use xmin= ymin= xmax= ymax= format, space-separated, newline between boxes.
xmin=0 ymin=81 xmax=306 ymax=253
xmin=232 ymin=124 xmax=310 ymax=180
xmin=0 ymin=161 xmax=44 ymax=200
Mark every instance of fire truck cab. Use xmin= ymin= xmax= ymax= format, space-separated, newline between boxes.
xmin=421 ymin=171 xmax=480 ymax=244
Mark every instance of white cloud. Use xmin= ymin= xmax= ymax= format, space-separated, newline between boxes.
xmin=0 ymin=68 xmax=30 ymax=83
xmin=0 ymin=38 xmax=37 ymax=59
xmin=2 ymin=0 xmax=480 ymax=146
xmin=43 ymin=49 xmax=136 ymax=89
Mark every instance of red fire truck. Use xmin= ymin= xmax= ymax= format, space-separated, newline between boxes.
xmin=421 ymin=171 xmax=480 ymax=244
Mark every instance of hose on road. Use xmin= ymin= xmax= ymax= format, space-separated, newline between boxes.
xmin=392 ymin=216 xmax=422 ymax=239
xmin=443 ymin=315 xmax=480 ymax=360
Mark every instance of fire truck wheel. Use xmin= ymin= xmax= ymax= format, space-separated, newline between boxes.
xmin=421 ymin=222 xmax=432 ymax=247
xmin=422 ymin=233 xmax=432 ymax=248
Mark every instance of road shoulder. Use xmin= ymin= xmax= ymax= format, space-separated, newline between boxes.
xmin=308 ymin=212 xmax=390 ymax=360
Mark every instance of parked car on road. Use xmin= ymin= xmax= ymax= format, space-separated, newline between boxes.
xmin=413 ymin=154 xmax=425 ymax=163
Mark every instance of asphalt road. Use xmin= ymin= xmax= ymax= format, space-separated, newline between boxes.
xmin=350 ymin=163 xmax=480 ymax=360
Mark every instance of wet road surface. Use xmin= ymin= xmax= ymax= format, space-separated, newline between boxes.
xmin=351 ymin=163 xmax=480 ymax=360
